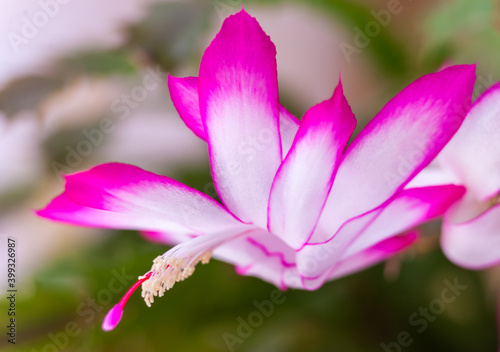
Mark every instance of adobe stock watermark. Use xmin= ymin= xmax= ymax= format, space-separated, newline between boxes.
xmin=380 ymin=277 xmax=468 ymax=352
xmin=223 ymin=289 xmax=286 ymax=351
xmin=8 ymin=0 xmax=72 ymax=53
xmin=51 ymin=65 xmax=167 ymax=179
xmin=30 ymin=268 xmax=135 ymax=352
xmin=339 ymin=0 xmax=413 ymax=63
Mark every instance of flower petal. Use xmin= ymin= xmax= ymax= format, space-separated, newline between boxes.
xmin=329 ymin=231 xmax=419 ymax=281
xmin=140 ymin=230 xmax=193 ymax=245
xmin=310 ymin=64 xmax=476 ymax=243
xmin=442 ymin=202 xmax=500 ymax=269
xmin=199 ymin=10 xmax=282 ymax=226
xmin=296 ymin=210 xmax=379 ymax=279
xmin=168 ymin=75 xmax=206 ymax=140
xmin=268 ymin=80 xmax=356 ymax=249
xmin=438 ymin=82 xmax=500 ymax=200
xmin=167 ymin=75 xmax=299 ymax=155
xmin=37 ymin=163 xmax=241 ymax=234
xmin=214 ymin=229 xmax=295 ymax=290
xmin=300 ymin=231 xmax=419 ymax=290
xmin=405 ymin=164 xmax=458 ymax=188
xmin=37 ymin=193 xmax=188 ymax=235
xmin=343 ymin=184 xmax=465 ymax=258
xmin=297 ymin=184 xmax=465 ymax=278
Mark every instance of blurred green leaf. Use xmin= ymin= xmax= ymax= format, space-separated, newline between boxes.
xmin=249 ymin=0 xmax=410 ymax=76
xmin=61 ymin=51 xmax=137 ymax=76
xmin=128 ymin=2 xmax=211 ymax=70
xmin=425 ymin=0 xmax=492 ymax=48
xmin=423 ymin=0 xmax=500 ymax=79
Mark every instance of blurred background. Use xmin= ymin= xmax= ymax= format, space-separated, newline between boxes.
xmin=0 ymin=0 xmax=499 ymax=351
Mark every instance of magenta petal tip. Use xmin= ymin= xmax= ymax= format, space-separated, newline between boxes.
xmin=102 ymin=304 xmax=123 ymax=332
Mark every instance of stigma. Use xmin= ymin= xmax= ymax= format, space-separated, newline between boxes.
xmin=102 ymin=272 xmax=152 ymax=331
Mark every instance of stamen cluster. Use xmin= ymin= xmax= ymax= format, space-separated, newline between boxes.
xmin=140 ymin=250 xmax=212 ymax=307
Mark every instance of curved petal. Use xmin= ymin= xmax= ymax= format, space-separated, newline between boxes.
xmin=443 ymin=192 xmax=491 ymax=224
xmin=37 ymin=193 xmax=190 ymax=234
xmin=329 ymin=231 xmax=418 ymax=281
xmin=37 ymin=163 xmax=241 ymax=234
xmin=300 ymin=231 xmax=419 ymax=290
xmin=297 ymin=184 xmax=465 ymax=278
xmin=442 ymin=202 xmax=500 ymax=269
xmin=268 ymin=80 xmax=356 ymax=249
xmin=140 ymin=230 xmax=194 ymax=245
xmin=214 ymin=229 xmax=295 ymax=290
xmin=213 ymin=228 xmax=418 ymax=291
xmin=405 ymin=164 xmax=459 ymax=188
xmin=311 ymin=65 xmax=476 ymax=243
xmin=342 ymin=184 xmax=465 ymax=257
xmin=439 ymin=82 xmax=500 ymax=200
xmin=167 ymin=75 xmax=299 ymax=155
xmin=167 ymin=75 xmax=206 ymax=140
xmin=237 ymin=257 xmax=288 ymax=290
xmin=296 ymin=209 xmax=380 ymax=279
xmin=199 ymin=10 xmax=282 ymax=226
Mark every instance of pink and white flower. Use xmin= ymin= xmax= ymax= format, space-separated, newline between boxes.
xmin=413 ymin=82 xmax=500 ymax=269
xmin=409 ymin=78 xmax=500 ymax=352
xmin=37 ymin=10 xmax=475 ymax=330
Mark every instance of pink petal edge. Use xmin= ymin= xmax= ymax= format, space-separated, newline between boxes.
xmin=199 ymin=9 xmax=282 ymax=226
xmin=310 ymin=64 xmax=476 ymax=244
xmin=268 ymin=78 xmax=356 ymax=249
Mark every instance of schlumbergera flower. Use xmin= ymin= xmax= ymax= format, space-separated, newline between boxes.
xmin=410 ymin=82 xmax=500 ymax=269
xmin=37 ymin=10 xmax=476 ymax=331
xmin=408 ymin=81 xmax=500 ymax=350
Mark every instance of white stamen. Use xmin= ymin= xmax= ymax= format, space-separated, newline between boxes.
xmin=140 ymin=226 xmax=251 ymax=307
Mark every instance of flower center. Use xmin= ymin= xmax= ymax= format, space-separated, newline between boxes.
xmin=140 ymin=249 xmax=212 ymax=307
